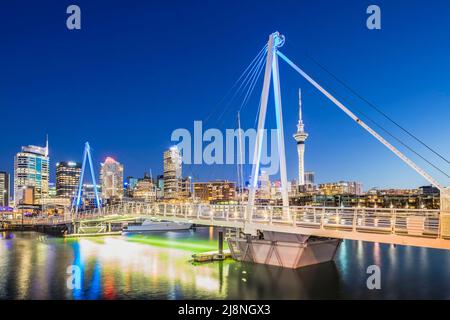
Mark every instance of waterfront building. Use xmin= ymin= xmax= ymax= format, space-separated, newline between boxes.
xmin=302 ymin=171 xmax=316 ymax=192
xmin=291 ymin=186 xmax=439 ymax=209
xmin=257 ymin=171 xmax=271 ymax=199
xmin=318 ymin=181 xmax=363 ymax=196
xmin=304 ymin=171 xmax=315 ymax=185
xmin=179 ymin=176 xmax=192 ymax=199
xmin=100 ymin=157 xmax=124 ymax=202
xmin=16 ymin=186 xmax=35 ymax=205
xmin=156 ymin=175 xmax=164 ymax=199
xmin=56 ymin=161 xmax=81 ymax=200
xmin=293 ymin=89 xmax=308 ymax=186
xmin=125 ymin=176 xmax=138 ymax=197
xmin=82 ymin=184 xmax=102 ymax=209
xmin=48 ymin=182 xmax=56 ymax=197
xmin=132 ymin=173 xmax=156 ymax=202
xmin=193 ymin=181 xmax=236 ymax=204
xmin=419 ymin=185 xmax=440 ymax=195
xmin=0 ymin=171 xmax=10 ymax=207
xmin=163 ymin=147 xmax=182 ymax=200
xmin=14 ymin=140 xmax=49 ymax=205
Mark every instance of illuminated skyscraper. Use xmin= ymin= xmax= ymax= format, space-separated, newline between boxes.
xmin=193 ymin=181 xmax=236 ymax=204
xmin=125 ymin=176 xmax=138 ymax=197
xmin=82 ymin=184 xmax=102 ymax=210
xmin=100 ymin=157 xmax=124 ymax=201
xmin=293 ymin=89 xmax=308 ymax=186
xmin=14 ymin=139 xmax=49 ymax=204
xmin=132 ymin=173 xmax=156 ymax=202
xmin=163 ymin=147 xmax=182 ymax=200
xmin=258 ymin=170 xmax=271 ymax=199
xmin=0 ymin=171 xmax=9 ymax=207
xmin=56 ymin=161 xmax=82 ymax=200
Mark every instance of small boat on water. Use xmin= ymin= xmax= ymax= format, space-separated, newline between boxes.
xmin=123 ymin=219 xmax=192 ymax=233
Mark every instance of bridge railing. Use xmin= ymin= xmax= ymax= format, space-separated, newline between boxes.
xmin=10 ymin=202 xmax=445 ymax=240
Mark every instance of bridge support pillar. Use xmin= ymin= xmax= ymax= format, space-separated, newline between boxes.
xmin=228 ymin=231 xmax=341 ymax=269
xmin=440 ymin=187 xmax=450 ymax=238
xmin=218 ymin=231 xmax=224 ymax=255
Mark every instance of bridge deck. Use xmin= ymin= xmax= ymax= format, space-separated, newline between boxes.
xmin=3 ymin=203 xmax=450 ymax=250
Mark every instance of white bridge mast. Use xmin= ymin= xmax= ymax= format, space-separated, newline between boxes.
xmin=247 ymin=32 xmax=449 ymax=219
xmin=247 ymin=32 xmax=290 ymax=219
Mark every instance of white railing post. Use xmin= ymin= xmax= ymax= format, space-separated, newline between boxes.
xmin=321 ymin=208 xmax=325 ymax=229
xmin=292 ymin=208 xmax=296 ymax=227
xmin=391 ymin=208 xmax=396 ymax=235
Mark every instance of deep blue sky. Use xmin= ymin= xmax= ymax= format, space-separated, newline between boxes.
xmin=1 ymin=0 xmax=449 ymax=189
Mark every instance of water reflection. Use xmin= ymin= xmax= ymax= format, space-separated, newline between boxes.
xmin=0 ymin=230 xmax=449 ymax=299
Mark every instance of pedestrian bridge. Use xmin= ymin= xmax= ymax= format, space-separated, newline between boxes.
xmin=14 ymin=202 xmax=449 ymax=250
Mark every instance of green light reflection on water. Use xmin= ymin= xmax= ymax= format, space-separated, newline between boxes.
xmin=125 ymin=233 xmax=228 ymax=253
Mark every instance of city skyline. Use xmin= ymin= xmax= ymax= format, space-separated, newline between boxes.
xmin=2 ymin=1 xmax=450 ymax=304
xmin=1 ymin=1 xmax=450 ymax=189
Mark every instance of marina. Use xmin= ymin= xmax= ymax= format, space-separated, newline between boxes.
xmin=1 ymin=227 xmax=450 ymax=299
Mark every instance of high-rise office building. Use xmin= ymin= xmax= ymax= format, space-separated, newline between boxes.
xmin=293 ymin=89 xmax=308 ymax=186
xmin=125 ymin=176 xmax=138 ymax=197
xmin=82 ymin=184 xmax=102 ymax=209
xmin=56 ymin=161 xmax=81 ymax=200
xmin=301 ymin=171 xmax=316 ymax=192
xmin=194 ymin=181 xmax=236 ymax=203
xmin=257 ymin=171 xmax=271 ymax=199
xmin=179 ymin=176 xmax=192 ymax=199
xmin=100 ymin=157 xmax=124 ymax=201
xmin=304 ymin=171 xmax=315 ymax=185
xmin=156 ymin=174 xmax=164 ymax=199
xmin=14 ymin=140 xmax=49 ymax=205
xmin=0 ymin=172 xmax=10 ymax=207
xmin=163 ymin=147 xmax=182 ymax=200
xmin=319 ymin=181 xmax=363 ymax=196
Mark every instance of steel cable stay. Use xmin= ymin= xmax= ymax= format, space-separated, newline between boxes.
xmin=186 ymin=44 xmax=267 ymax=181
xmin=206 ymin=63 xmax=265 ymax=183
xmin=285 ymin=39 xmax=450 ymax=167
xmin=277 ymin=50 xmax=445 ymax=191
xmin=232 ymin=50 xmax=267 ymax=190
xmin=213 ymin=45 xmax=267 ymax=126
xmin=204 ymin=43 xmax=267 ymax=124
xmin=217 ymin=52 xmax=266 ymax=129
xmin=305 ymin=74 xmax=450 ymax=179
xmin=216 ymin=47 xmax=267 ymax=127
xmin=207 ymin=46 xmax=268 ymax=183
xmin=238 ymin=50 xmax=267 ymax=114
xmin=306 ymin=52 xmax=450 ymax=166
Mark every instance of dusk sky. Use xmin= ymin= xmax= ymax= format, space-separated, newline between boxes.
xmin=1 ymin=0 xmax=450 ymax=190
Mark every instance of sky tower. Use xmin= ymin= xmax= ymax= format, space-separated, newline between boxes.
xmin=293 ymin=88 xmax=308 ymax=185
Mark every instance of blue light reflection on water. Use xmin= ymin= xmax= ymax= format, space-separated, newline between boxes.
xmin=0 ymin=229 xmax=450 ymax=299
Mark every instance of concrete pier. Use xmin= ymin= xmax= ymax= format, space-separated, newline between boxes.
xmin=228 ymin=230 xmax=341 ymax=269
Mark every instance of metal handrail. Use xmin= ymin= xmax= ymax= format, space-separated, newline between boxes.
xmin=4 ymin=202 xmax=447 ymax=241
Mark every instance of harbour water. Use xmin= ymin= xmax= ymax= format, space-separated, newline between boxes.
xmin=0 ymin=228 xmax=449 ymax=299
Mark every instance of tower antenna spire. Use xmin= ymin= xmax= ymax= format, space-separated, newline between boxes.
xmin=294 ymin=87 xmax=308 ymax=186
xmin=298 ymin=88 xmax=302 ymax=123
xmin=45 ymin=134 xmax=49 ymax=157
